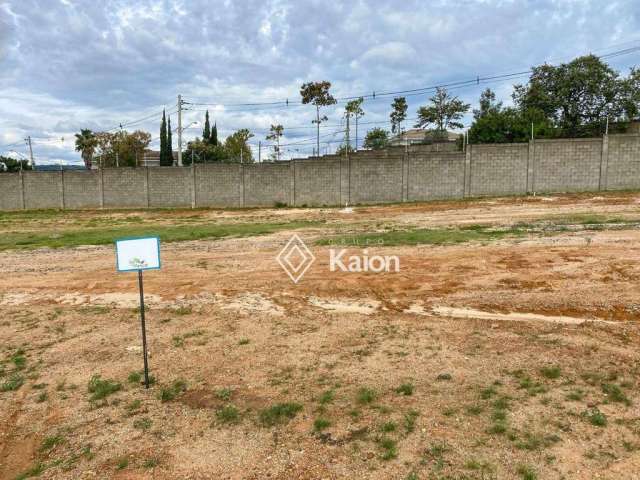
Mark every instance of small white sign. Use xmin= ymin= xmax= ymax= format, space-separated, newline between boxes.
xmin=115 ymin=237 xmax=161 ymax=272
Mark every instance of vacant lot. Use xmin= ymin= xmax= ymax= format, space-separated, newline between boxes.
xmin=1 ymin=192 xmax=640 ymax=480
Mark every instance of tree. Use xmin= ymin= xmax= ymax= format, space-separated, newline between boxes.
xmin=622 ymin=67 xmax=640 ymax=121
xmin=473 ymin=88 xmax=502 ymax=120
xmin=363 ymin=128 xmax=390 ymax=150
xmin=203 ymin=110 xmax=211 ymax=142
xmin=0 ymin=155 xmax=31 ymax=172
xmin=183 ymin=138 xmax=228 ymax=165
xmin=211 ymin=122 xmax=218 ymax=145
xmin=415 ymin=88 xmax=470 ymax=139
xmin=345 ymin=97 xmax=365 ymax=149
xmin=167 ymin=117 xmax=173 ymax=166
xmin=224 ymin=129 xmax=254 ymax=163
xmin=300 ymin=80 xmax=337 ymax=156
xmin=93 ymin=130 xmax=151 ymax=167
xmin=159 ymin=110 xmax=171 ymax=166
xmin=266 ymin=124 xmax=284 ymax=161
xmin=513 ymin=55 xmax=625 ymax=136
xmin=390 ymin=97 xmax=408 ymax=134
xmin=74 ymin=128 xmax=97 ymax=169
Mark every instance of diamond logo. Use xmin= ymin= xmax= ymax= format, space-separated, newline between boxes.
xmin=276 ymin=234 xmax=315 ymax=283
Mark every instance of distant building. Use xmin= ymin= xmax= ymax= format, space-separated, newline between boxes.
xmin=141 ymin=150 xmax=178 ymax=167
xmin=389 ymin=128 xmax=460 ymax=146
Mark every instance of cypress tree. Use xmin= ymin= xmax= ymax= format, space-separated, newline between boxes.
xmin=160 ymin=110 xmax=168 ymax=166
xmin=203 ymin=110 xmax=211 ymax=141
xmin=211 ymin=122 xmax=218 ymax=145
xmin=167 ymin=117 xmax=173 ymax=166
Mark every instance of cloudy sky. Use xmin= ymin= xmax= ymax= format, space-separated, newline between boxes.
xmin=1 ymin=0 xmax=639 ymax=165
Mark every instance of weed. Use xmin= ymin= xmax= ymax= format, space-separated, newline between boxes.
xmin=216 ymin=405 xmax=241 ymax=424
xmin=601 ymin=383 xmax=631 ymax=406
xmin=116 ymin=457 xmax=129 ymax=470
xmin=174 ymin=306 xmax=192 ymax=316
xmin=318 ymin=389 xmax=335 ymax=405
xmin=159 ymin=379 xmax=187 ymax=402
xmin=582 ymin=407 xmax=607 ymax=427
xmin=238 ymin=338 xmax=250 ymax=345
xmin=172 ymin=335 xmax=185 ymax=348
xmin=259 ymin=402 xmax=303 ymax=426
xmin=465 ymin=404 xmax=484 ymax=415
xmin=32 ymin=383 xmax=47 ymax=390
xmin=517 ymin=464 xmax=537 ymax=480
xmin=87 ymin=375 xmax=121 ymax=401
xmin=133 ymin=417 xmax=152 ymax=431
xmin=36 ymin=391 xmax=48 ymax=403
xmin=14 ymin=463 xmax=45 ymax=480
xmin=127 ymin=371 xmax=142 ymax=384
xmin=436 ymin=373 xmax=452 ymax=381
xmin=480 ymin=385 xmax=497 ymax=399
xmin=142 ymin=458 xmax=159 ymax=469
xmin=356 ymin=387 xmax=377 ymax=405
xmin=11 ymin=352 xmax=26 ymax=370
xmin=380 ymin=421 xmax=397 ymax=432
xmin=313 ymin=417 xmax=331 ymax=431
xmin=395 ymin=382 xmax=415 ymax=396
xmin=514 ymin=432 xmax=561 ymax=451
xmin=215 ymin=388 xmax=233 ymax=401
xmin=40 ymin=435 xmax=63 ymax=452
xmin=566 ymin=389 xmax=585 ymax=401
xmin=540 ymin=366 xmax=561 ymax=379
xmin=377 ymin=437 xmax=398 ymax=460
xmin=126 ymin=399 xmax=142 ymax=414
xmin=1 ymin=373 xmax=24 ymax=392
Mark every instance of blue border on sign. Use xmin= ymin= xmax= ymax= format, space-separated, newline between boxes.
xmin=115 ymin=236 xmax=162 ymax=272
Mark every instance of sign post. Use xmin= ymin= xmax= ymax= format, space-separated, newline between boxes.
xmin=115 ymin=236 xmax=161 ymax=389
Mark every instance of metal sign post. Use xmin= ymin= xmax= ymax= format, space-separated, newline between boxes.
xmin=115 ymin=236 xmax=161 ymax=390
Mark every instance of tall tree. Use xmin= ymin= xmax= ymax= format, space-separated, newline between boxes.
xmin=210 ymin=121 xmax=218 ymax=145
xmin=345 ymin=97 xmax=365 ymax=150
xmin=74 ymin=128 xmax=97 ymax=169
xmin=224 ymin=129 xmax=254 ymax=163
xmin=300 ymin=80 xmax=337 ymax=156
xmin=94 ymin=130 xmax=151 ymax=167
xmin=622 ymin=67 xmax=640 ymax=121
xmin=390 ymin=97 xmax=408 ymax=134
xmin=415 ymin=87 xmax=470 ymax=139
xmin=266 ymin=124 xmax=284 ymax=161
xmin=203 ymin=110 xmax=211 ymax=142
xmin=473 ymin=88 xmax=502 ymax=120
xmin=513 ymin=55 xmax=625 ymax=136
xmin=159 ymin=110 xmax=170 ymax=166
xmin=167 ymin=117 xmax=173 ymax=166
xmin=363 ymin=128 xmax=390 ymax=150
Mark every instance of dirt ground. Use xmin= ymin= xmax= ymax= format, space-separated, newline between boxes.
xmin=1 ymin=192 xmax=640 ymax=480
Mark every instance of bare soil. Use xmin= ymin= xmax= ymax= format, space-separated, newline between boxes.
xmin=1 ymin=192 xmax=640 ymax=479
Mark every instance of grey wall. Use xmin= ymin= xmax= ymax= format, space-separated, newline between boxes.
xmin=2 ymin=134 xmax=639 ymax=211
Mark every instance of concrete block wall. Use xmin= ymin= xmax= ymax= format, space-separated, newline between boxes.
xmin=469 ymin=144 xmax=528 ymax=196
xmin=195 ymin=164 xmax=242 ymax=207
xmin=0 ymin=173 xmax=22 ymax=210
xmin=1 ymin=134 xmax=639 ymax=211
xmin=63 ymin=171 xmax=101 ymax=209
xmin=533 ymin=138 xmax=602 ymax=193
xmin=148 ymin=168 xmax=191 ymax=207
xmin=242 ymin=163 xmax=291 ymax=207
xmin=407 ymin=153 xmax=465 ymax=201
xmin=605 ymin=134 xmax=640 ymax=190
xmin=102 ymin=169 xmax=148 ymax=208
xmin=293 ymin=156 xmax=341 ymax=206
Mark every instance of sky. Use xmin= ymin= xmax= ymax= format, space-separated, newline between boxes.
xmin=0 ymin=0 xmax=639 ymax=165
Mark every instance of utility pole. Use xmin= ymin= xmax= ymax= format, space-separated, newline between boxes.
xmin=177 ymin=94 xmax=183 ymax=167
xmin=345 ymin=112 xmax=350 ymax=154
xmin=116 ymin=152 xmax=119 ymax=167
xmin=258 ymin=141 xmax=261 ymax=163
xmin=355 ymin=115 xmax=359 ymax=151
xmin=25 ymin=136 xmax=34 ymax=167
xmin=314 ymin=106 xmax=320 ymax=157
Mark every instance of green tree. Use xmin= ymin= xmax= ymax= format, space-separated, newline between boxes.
xmin=224 ymin=129 xmax=254 ymax=163
xmin=513 ymin=55 xmax=625 ymax=136
xmin=210 ymin=122 xmax=218 ymax=145
xmin=266 ymin=124 xmax=284 ymax=161
xmin=390 ymin=96 xmax=408 ymax=134
xmin=203 ymin=111 xmax=211 ymax=142
xmin=300 ymin=80 xmax=337 ymax=156
xmin=622 ymin=67 xmax=640 ymax=120
xmin=167 ymin=117 xmax=173 ymax=165
xmin=473 ymin=88 xmax=502 ymax=120
xmin=415 ymin=88 xmax=470 ymax=139
xmin=363 ymin=127 xmax=390 ymax=150
xmin=183 ymin=138 xmax=228 ymax=165
xmin=159 ymin=110 xmax=170 ymax=166
xmin=94 ymin=130 xmax=151 ymax=167
xmin=345 ymin=97 xmax=365 ymax=149
xmin=0 ymin=155 xmax=31 ymax=172
xmin=74 ymin=128 xmax=97 ymax=169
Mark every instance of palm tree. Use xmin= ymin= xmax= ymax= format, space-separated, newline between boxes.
xmin=75 ymin=129 xmax=97 ymax=169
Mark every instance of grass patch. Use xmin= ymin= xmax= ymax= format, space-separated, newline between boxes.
xmin=356 ymin=387 xmax=377 ymax=405
xmin=0 ymin=220 xmax=317 ymax=251
xmin=158 ymin=379 xmax=187 ymax=402
xmin=40 ymin=435 xmax=63 ymax=452
xmin=313 ymin=417 xmax=331 ymax=431
xmin=133 ymin=417 xmax=152 ymax=431
xmin=601 ymin=383 xmax=631 ymax=406
xmin=404 ymin=410 xmax=419 ymax=433
xmin=540 ymin=366 xmax=561 ymax=380
xmin=376 ymin=437 xmax=398 ymax=460
xmin=582 ymin=407 xmax=607 ymax=427
xmin=216 ymin=405 xmax=241 ymax=424
xmin=517 ymin=464 xmax=537 ymax=480
xmin=395 ymin=382 xmax=414 ymax=396
xmin=87 ymin=375 xmax=121 ymax=401
xmin=1 ymin=373 xmax=24 ymax=392
xmin=259 ymin=402 xmax=303 ymax=426
xmin=14 ymin=463 xmax=45 ymax=480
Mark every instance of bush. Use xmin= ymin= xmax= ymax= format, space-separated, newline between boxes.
xmin=87 ymin=375 xmax=121 ymax=401
xmin=259 ymin=402 xmax=303 ymax=426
